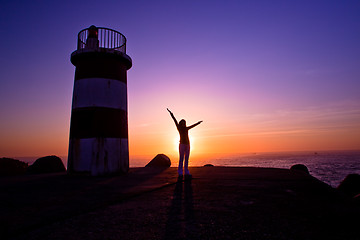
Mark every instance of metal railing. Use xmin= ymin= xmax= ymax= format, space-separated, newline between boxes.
xmin=77 ymin=26 xmax=127 ymax=53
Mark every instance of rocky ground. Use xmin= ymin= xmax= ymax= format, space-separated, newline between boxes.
xmin=1 ymin=167 xmax=359 ymax=240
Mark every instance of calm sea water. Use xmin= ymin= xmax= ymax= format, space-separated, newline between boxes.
xmin=194 ymin=150 xmax=360 ymax=187
xmin=17 ymin=150 xmax=360 ymax=187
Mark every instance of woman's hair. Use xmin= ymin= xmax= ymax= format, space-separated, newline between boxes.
xmin=179 ymin=119 xmax=186 ymax=127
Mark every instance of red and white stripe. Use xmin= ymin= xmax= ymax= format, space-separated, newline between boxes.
xmin=68 ymin=50 xmax=132 ymax=176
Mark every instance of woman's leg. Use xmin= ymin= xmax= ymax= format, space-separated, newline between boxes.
xmin=178 ymin=144 xmax=185 ymax=175
xmin=184 ymin=144 xmax=191 ymax=175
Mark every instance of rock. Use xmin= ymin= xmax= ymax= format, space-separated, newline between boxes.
xmin=0 ymin=158 xmax=28 ymax=175
xmin=145 ymin=154 xmax=171 ymax=168
xmin=337 ymin=174 xmax=360 ymax=198
xmin=28 ymin=155 xmax=66 ymax=174
xmin=290 ymin=164 xmax=309 ymax=174
xmin=353 ymin=193 xmax=360 ymax=204
xmin=204 ymin=164 xmax=214 ymax=167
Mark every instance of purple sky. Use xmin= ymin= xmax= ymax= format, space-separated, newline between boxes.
xmin=1 ymin=1 xmax=359 ymax=157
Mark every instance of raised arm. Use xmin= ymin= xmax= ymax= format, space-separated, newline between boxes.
xmin=187 ymin=121 xmax=203 ymax=130
xmin=167 ymin=108 xmax=178 ymax=127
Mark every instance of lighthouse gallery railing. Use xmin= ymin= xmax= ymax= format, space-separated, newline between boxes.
xmin=77 ymin=27 xmax=127 ymax=53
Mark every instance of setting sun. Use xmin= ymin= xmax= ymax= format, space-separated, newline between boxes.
xmin=173 ymin=135 xmax=195 ymax=153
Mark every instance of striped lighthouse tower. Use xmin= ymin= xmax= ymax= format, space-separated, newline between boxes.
xmin=68 ymin=25 xmax=132 ymax=176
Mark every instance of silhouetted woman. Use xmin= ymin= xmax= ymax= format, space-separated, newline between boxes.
xmin=167 ymin=108 xmax=202 ymax=178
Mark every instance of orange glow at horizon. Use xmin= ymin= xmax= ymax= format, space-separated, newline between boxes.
xmin=1 ymin=102 xmax=359 ymax=159
xmin=126 ymin=100 xmax=360 ymax=162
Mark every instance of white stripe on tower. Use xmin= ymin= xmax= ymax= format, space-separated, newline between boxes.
xmin=68 ymin=138 xmax=129 ymax=174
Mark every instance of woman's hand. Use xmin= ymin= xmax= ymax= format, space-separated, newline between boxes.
xmin=167 ymin=108 xmax=173 ymax=115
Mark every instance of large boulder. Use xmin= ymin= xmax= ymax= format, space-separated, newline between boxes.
xmin=145 ymin=154 xmax=171 ymax=168
xmin=28 ymin=155 xmax=66 ymax=174
xmin=290 ymin=164 xmax=309 ymax=174
xmin=204 ymin=164 xmax=214 ymax=167
xmin=0 ymin=158 xmax=28 ymax=175
xmin=337 ymin=174 xmax=360 ymax=198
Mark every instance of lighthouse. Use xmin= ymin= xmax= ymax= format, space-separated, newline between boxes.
xmin=68 ymin=25 xmax=132 ymax=176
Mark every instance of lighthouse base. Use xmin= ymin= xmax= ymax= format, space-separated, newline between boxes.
xmin=68 ymin=138 xmax=129 ymax=176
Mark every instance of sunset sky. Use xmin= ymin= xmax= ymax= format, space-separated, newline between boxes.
xmin=1 ymin=1 xmax=359 ymax=161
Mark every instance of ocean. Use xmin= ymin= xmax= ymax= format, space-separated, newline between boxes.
xmin=16 ymin=150 xmax=360 ymax=188
xmin=192 ymin=150 xmax=360 ymax=188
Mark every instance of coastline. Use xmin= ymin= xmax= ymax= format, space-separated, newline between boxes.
xmin=1 ymin=166 xmax=359 ymax=239
xmin=13 ymin=150 xmax=360 ymax=187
